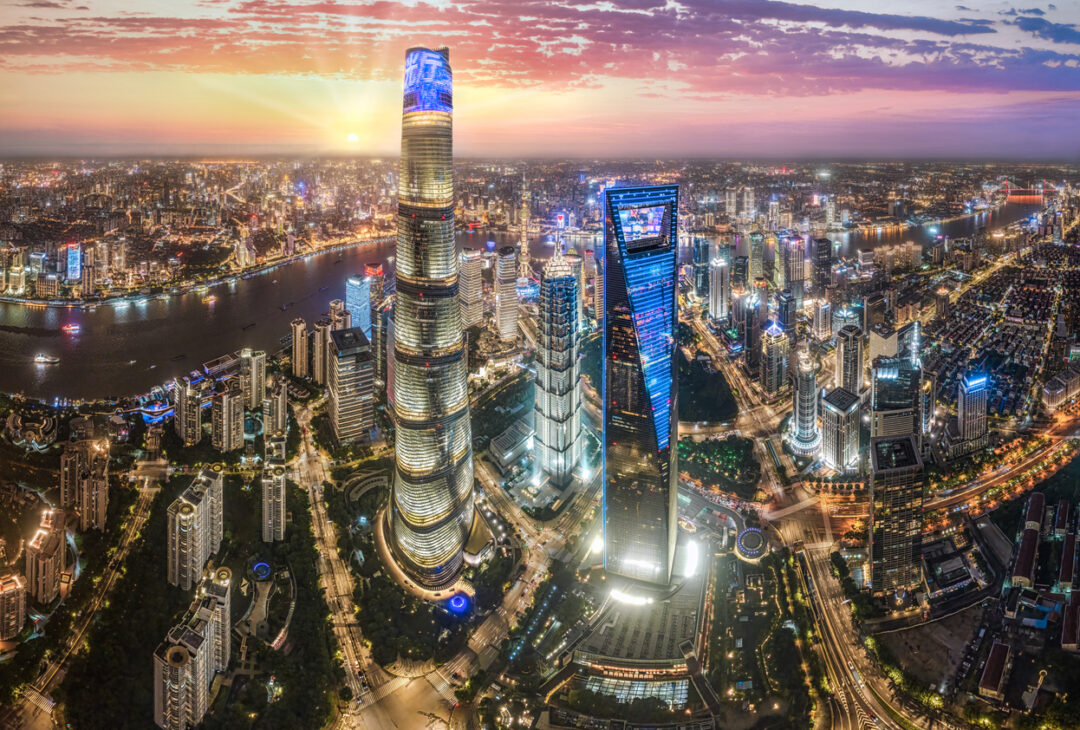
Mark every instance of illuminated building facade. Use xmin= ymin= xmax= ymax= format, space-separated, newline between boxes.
xmin=708 ymin=258 xmax=729 ymax=323
xmin=760 ymin=322 xmax=789 ymax=397
xmin=173 ymin=376 xmax=202 ymax=447
xmin=603 ymin=185 xmax=679 ymax=586
xmin=166 ymin=466 xmax=223 ymax=591
xmin=496 ymin=245 xmax=518 ymax=342
xmin=290 ymin=317 xmax=309 ymax=378
xmin=958 ymin=373 xmax=988 ymax=445
xmin=691 ymin=237 xmax=710 ymax=300
xmin=238 ymin=348 xmax=266 ymax=410
xmin=788 ymin=349 xmax=821 ymax=456
xmin=869 ymin=435 xmax=924 ymax=596
xmin=458 ymin=247 xmax=483 ymax=328
xmin=871 ymin=356 xmax=923 ymax=448
xmin=24 ymin=509 xmax=65 ymax=605
xmin=0 ymin=572 xmax=26 ymax=640
xmin=66 ymin=243 xmax=81 ymax=282
xmin=388 ymin=47 xmax=475 ymax=589
xmin=837 ymin=325 xmax=863 ymax=394
xmin=535 ymin=252 xmax=581 ymax=489
xmin=346 ymin=274 xmax=373 ymax=339
xmin=211 ymin=387 xmax=244 ymax=453
xmin=821 ymin=388 xmax=860 ymax=472
xmin=262 ymin=462 xmax=286 ymax=542
xmin=328 ymin=327 xmax=374 ymax=445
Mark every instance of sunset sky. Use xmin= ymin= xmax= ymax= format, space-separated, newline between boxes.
xmin=1 ymin=0 xmax=1079 ymax=158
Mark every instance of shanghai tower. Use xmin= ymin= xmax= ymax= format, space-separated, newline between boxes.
xmin=388 ymin=47 xmax=475 ymax=589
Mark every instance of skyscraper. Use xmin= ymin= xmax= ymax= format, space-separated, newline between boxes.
xmin=749 ymin=232 xmax=765 ymax=283
xmin=0 ymin=572 xmax=26 ymax=640
xmin=821 ymin=388 xmax=860 ymax=472
xmin=211 ymin=387 xmax=244 ymax=453
xmin=812 ymin=299 xmax=831 ymax=340
xmin=603 ymin=185 xmax=679 ymax=586
xmin=742 ymin=186 xmax=755 ymax=217
xmin=262 ymin=377 xmax=288 ymax=436
xmin=958 ymin=372 xmax=989 ymax=446
xmin=328 ymin=327 xmax=374 ymax=445
xmin=495 ymin=245 xmax=518 ymax=342
xmin=788 ymin=349 xmax=821 ymax=456
xmin=346 ymin=274 xmax=373 ymax=339
xmin=812 ymin=238 xmax=832 ymax=294
xmin=238 ymin=348 xmax=266 ymax=410
xmin=869 ymin=435 xmax=924 ymax=597
xmin=329 ymin=299 xmax=351 ymax=331
xmin=760 ymin=322 xmax=789 ymax=397
xmin=593 ymin=253 xmax=604 ymax=324
xmin=708 ymin=257 xmax=730 ymax=322
xmin=290 ymin=317 xmax=309 ymax=378
xmin=173 ymin=377 xmax=202 ymax=447
xmin=836 ymin=325 xmax=863 ymax=394
xmin=262 ymin=462 xmax=286 ymax=543
xmin=776 ymin=289 xmax=795 ymax=334
xmin=458 ymin=247 xmax=483 ymax=328
xmin=744 ymin=292 xmax=762 ymax=375
xmin=564 ymin=249 xmax=586 ymax=332
xmin=534 ymin=252 xmax=581 ymax=490
xmin=25 ymin=509 xmax=66 ymax=605
xmin=388 ymin=47 xmax=475 ymax=589
xmin=166 ymin=466 xmax=223 ymax=591
xmin=871 ymin=356 xmax=923 ymax=447
xmin=365 ymin=262 xmax=386 ymax=308
xmin=785 ymin=236 xmax=806 ymax=306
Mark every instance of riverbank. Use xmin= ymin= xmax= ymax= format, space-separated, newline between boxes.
xmin=0 ymin=235 xmax=394 ymax=309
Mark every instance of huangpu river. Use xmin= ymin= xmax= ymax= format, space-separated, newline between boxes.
xmin=0 ymin=202 xmax=1040 ymax=401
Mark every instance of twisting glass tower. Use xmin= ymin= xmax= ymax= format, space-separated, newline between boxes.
xmin=388 ymin=47 xmax=474 ymax=589
xmin=535 ymin=250 xmax=581 ymax=489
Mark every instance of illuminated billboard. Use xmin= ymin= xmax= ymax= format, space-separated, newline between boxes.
xmin=617 ymin=204 xmax=666 ymax=243
xmin=402 ymin=48 xmax=452 ymax=114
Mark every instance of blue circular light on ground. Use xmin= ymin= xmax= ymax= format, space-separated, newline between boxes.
xmin=253 ymin=561 xmax=272 ymax=580
xmin=737 ymin=527 xmax=765 ymax=557
xmin=448 ymin=594 xmax=468 ymax=614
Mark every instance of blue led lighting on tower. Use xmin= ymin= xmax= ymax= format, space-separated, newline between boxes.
xmin=602 ymin=185 xmax=679 ymax=586
xmin=66 ymin=244 xmax=81 ymax=283
xmin=345 ymin=274 xmax=372 ymax=339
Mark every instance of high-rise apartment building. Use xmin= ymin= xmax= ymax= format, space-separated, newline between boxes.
xmin=166 ymin=466 xmax=224 ymax=591
xmin=837 ymin=325 xmax=863 ymax=394
xmin=173 ymin=377 xmax=202 ymax=447
xmin=534 ymin=253 xmax=581 ymax=490
xmin=388 ymin=47 xmax=476 ymax=589
xmin=211 ymin=387 xmax=244 ymax=453
xmin=328 ymin=327 xmax=374 ymax=445
xmin=290 ymin=317 xmax=309 ymax=378
xmin=821 ymin=388 xmax=860 ymax=472
xmin=312 ymin=318 xmax=332 ymax=385
xmin=153 ymin=568 xmax=231 ymax=730
xmin=238 ymin=348 xmax=266 ymax=410
xmin=495 ymin=245 xmax=518 ymax=343
xmin=788 ymin=349 xmax=821 ymax=456
xmin=25 ymin=508 xmax=66 ymax=605
xmin=329 ymin=299 xmax=351 ymax=332
xmin=458 ymin=247 xmax=483 ymax=328
xmin=708 ymin=258 xmax=730 ymax=323
xmin=262 ymin=377 xmax=288 ymax=437
xmin=59 ymin=441 xmax=109 ymax=532
xmin=760 ymin=322 xmax=789 ymax=397
xmin=603 ymin=185 xmax=679 ymax=586
xmin=869 ymin=435 xmax=924 ymax=596
xmin=0 ymin=572 xmax=26 ymax=640
xmin=261 ymin=461 xmax=286 ymax=542
xmin=346 ymin=274 xmax=373 ymax=339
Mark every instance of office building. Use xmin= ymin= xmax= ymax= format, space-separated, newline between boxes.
xmin=788 ymin=349 xmax=821 ymax=456
xmin=458 ymin=247 xmax=483 ymax=328
xmin=603 ymin=185 xmax=679 ymax=586
xmin=173 ymin=376 xmax=202 ymax=447
xmin=238 ymin=348 xmax=266 ymax=411
xmin=935 ymin=289 xmax=951 ymax=321
xmin=864 ymin=293 xmax=886 ymax=331
xmin=708 ymin=258 xmax=730 ymax=323
xmin=166 ymin=466 xmax=224 ymax=591
xmin=744 ymin=293 xmax=762 ymax=375
xmin=534 ymin=252 xmax=581 ymax=490
xmin=821 ymin=388 xmax=860 ymax=472
xmin=312 ymin=318 xmax=332 ymax=385
xmin=495 ymin=245 xmax=518 ymax=342
xmin=812 ymin=299 xmax=831 ymax=340
xmin=958 ymin=372 xmax=989 ymax=445
xmin=742 ymin=186 xmax=755 ymax=217
xmin=153 ymin=568 xmax=231 ymax=730
xmin=328 ymin=327 xmax=374 ymax=445
xmin=692 ymin=237 xmax=710 ymax=300
xmin=373 ymin=298 xmax=393 ymax=385
xmin=564 ymin=249 xmax=586 ymax=332
xmin=25 ymin=509 xmax=66 ymax=605
xmin=836 ymin=325 xmax=863 ymax=394
xmin=776 ymin=289 xmax=795 ymax=334
xmin=345 ymin=273 xmax=373 ymax=339
xmin=262 ymin=461 xmax=286 ymax=542
xmin=66 ymin=243 xmax=81 ymax=282
xmin=813 ymin=238 xmax=832 ymax=294
xmin=760 ymin=322 xmax=789 ymax=397
xmin=593 ymin=254 xmax=604 ymax=324
xmin=211 ymin=387 xmax=244 ymax=453
xmin=262 ymin=377 xmax=288 ymax=437
xmin=869 ymin=436 xmax=924 ymax=596
xmin=732 ymin=254 xmax=748 ymax=286
xmin=365 ymin=262 xmax=386 ymax=308
xmin=290 ymin=317 xmax=309 ymax=378
xmin=749 ymin=232 xmax=765 ymax=283
xmin=785 ymin=237 xmax=806 ymax=305
xmin=871 ymin=356 xmax=923 ymax=447
xmin=388 ymin=47 xmax=476 ymax=589
xmin=0 ymin=573 xmax=26 ymax=640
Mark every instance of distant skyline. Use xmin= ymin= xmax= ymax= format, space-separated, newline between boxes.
xmin=2 ymin=0 xmax=1080 ymax=159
